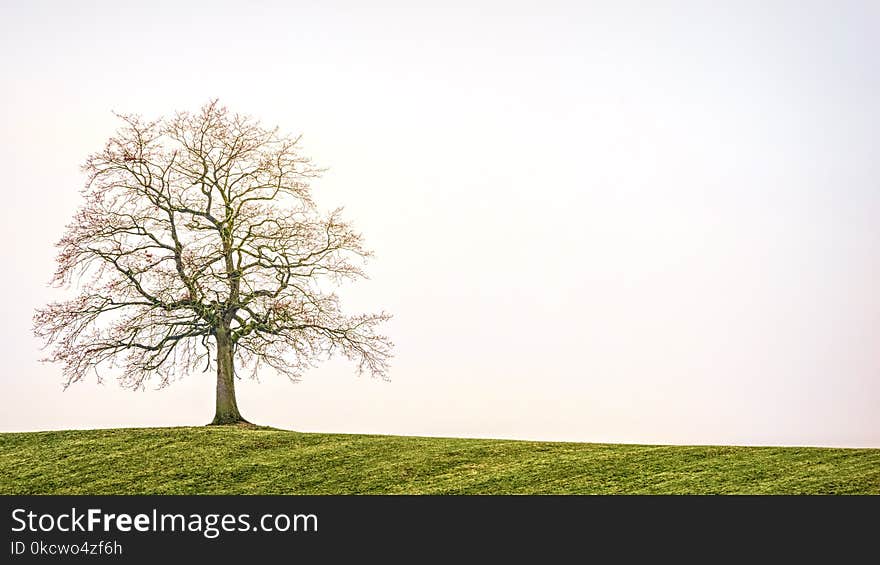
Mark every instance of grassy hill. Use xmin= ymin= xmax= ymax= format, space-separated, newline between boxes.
xmin=0 ymin=426 xmax=878 ymax=494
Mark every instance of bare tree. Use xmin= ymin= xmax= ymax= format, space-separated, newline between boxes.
xmin=33 ymin=100 xmax=393 ymax=424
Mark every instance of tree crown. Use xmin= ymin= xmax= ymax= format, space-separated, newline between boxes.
xmin=34 ymin=100 xmax=392 ymax=390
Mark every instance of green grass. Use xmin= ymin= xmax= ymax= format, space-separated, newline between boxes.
xmin=0 ymin=426 xmax=877 ymax=494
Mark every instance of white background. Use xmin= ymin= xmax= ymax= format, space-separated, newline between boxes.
xmin=1 ymin=1 xmax=878 ymax=446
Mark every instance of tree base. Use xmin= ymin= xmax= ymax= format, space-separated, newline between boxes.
xmin=207 ymin=416 xmax=254 ymax=427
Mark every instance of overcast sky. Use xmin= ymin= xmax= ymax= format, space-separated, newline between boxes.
xmin=1 ymin=1 xmax=878 ymax=446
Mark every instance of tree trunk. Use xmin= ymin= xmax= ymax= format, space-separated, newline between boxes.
xmin=210 ymin=325 xmax=247 ymax=425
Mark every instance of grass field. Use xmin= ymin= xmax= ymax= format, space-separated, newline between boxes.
xmin=0 ymin=426 xmax=878 ymax=494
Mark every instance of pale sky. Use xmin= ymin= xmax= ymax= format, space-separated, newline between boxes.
xmin=1 ymin=0 xmax=878 ymax=447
